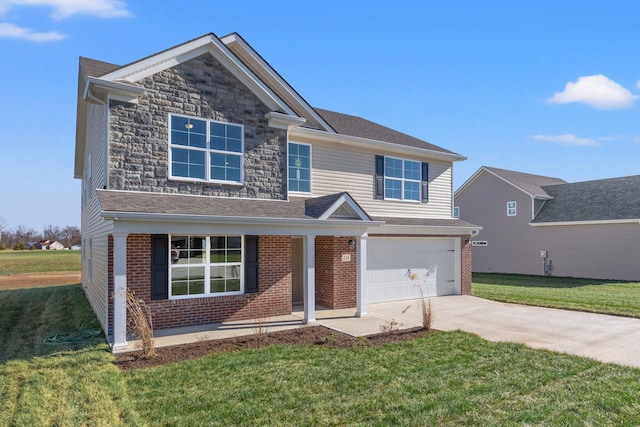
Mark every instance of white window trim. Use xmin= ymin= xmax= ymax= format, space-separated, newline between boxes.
xmin=288 ymin=141 xmax=312 ymax=195
xmin=507 ymin=201 xmax=517 ymax=216
xmin=168 ymin=113 xmax=245 ymax=185
xmin=384 ymin=156 xmax=421 ymax=202
xmin=453 ymin=206 xmax=460 ymax=218
xmin=168 ymin=235 xmax=244 ymax=300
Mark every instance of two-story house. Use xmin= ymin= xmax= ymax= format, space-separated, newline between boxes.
xmin=75 ymin=32 xmax=480 ymax=352
xmin=455 ymin=166 xmax=640 ymax=281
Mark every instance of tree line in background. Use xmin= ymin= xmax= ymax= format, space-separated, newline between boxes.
xmin=0 ymin=216 xmax=80 ymax=250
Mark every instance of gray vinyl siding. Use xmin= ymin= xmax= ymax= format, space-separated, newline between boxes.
xmin=81 ymin=101 xmax=113 ymax=331
xmin=531 ymin=223 xmax=640 ymax=281
xmin=300 ymin=138 xmax=453 ymax=219
xmin=456 ymin=171 xmax=640 ymax=281
xmin=457 ymin=171 xmax=534 ymax=274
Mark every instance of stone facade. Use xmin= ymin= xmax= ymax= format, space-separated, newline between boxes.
xmin=108 ymin=53 xmax=288 ymax=199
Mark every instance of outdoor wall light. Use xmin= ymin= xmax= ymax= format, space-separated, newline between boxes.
xmin=348 ymin=238 xmax=355 ymax=249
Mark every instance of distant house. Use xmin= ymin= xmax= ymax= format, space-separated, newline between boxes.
xmin=33 ymin=240 xmax=65 ymax=250
xmin=455 ymin=166 xmax=640 ymax=281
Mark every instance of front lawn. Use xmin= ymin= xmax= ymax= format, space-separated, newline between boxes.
xmin=473 ymin=273 xmax=640 ymax=317
xmin=0 ymin=250 xmax=81 ymax=275
xmin=3 ymin=284 xmax=640 ymax=425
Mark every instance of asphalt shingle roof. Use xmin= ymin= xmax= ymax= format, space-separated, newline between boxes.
xmin=484 ymin=166 xmax=566 ymax=198
xmin=372 ymin=217 xmax=478 ymax=228
xmin=314 ymin=108 xmax=458 ymax=155
xmin=532 ymin=175 xmax=640 ymax=223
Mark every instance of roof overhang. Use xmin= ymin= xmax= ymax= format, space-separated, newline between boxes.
xmin=103 ymin=210 xmax=383 ymax=236
xmin=369 ymin=223 xmax=482 ymax=236
xmin=84 ymin=77 xmax=146 ymax=104
xmin=99 ymin=33 xmax=295 ymax=116
xmin=292 ymin=126 xmax=466 ymax=162
xmin=221 ymin=32 xmax=335 ymax=132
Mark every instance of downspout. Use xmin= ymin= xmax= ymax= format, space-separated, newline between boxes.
xmin=83 ymin=80 xmax=105 ymax=105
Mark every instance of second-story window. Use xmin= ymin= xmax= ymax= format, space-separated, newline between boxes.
xmin=169 ymin=114 xmax=244 ymax=184
xmin=288 ymin=142 xmax=311 ymax=193
xmin=507 ymin=201 xmax=517 ymax=216
xmin=384 ymin=156 xmax=421 ymax=201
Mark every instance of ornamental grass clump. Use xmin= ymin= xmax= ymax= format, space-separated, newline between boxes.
xmin=126 ymin=289 xmax=156 ymax=358
xmin=403 ymin=269 xmax=433 ymax=331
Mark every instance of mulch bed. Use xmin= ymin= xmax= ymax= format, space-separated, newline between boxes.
xmin=114 ymin=326 xmax=431 ymax=370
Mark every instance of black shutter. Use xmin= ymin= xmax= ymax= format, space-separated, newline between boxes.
xmin=150 ymin=234 xmax=169 ymax=300
xmin=421 ymin=162 xmax=429 ymax=203
xmin=375 ymin=155 xmax=384 ymax=200
xmin=244 ymin=235 xmax=259 ymax=293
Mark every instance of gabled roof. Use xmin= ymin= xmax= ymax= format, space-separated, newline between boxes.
xmin=456 ymin=166 xmax=566 ymax=199
xmin=532 ymin=175 xmax=640 ymax=223
xmin=79 ymin=57 xmax=120 ymax=77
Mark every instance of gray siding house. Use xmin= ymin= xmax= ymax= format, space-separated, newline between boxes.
xmin=455 ymin=166 xmax=640 ymax=281
xmin=75 ymin=32 xmax=479 ymax=352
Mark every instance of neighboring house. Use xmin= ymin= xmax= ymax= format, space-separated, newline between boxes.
xmin=75 ymin=32 xmax=480 ymax=352
xmin=455 ymin=166 xmax=640 ymax=281
xmin=32 ymin=240 xmax=65 ymax=250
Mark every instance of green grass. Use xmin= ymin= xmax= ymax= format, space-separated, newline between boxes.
xmin=0 ymin=250 xmax=81 ymax=275
xmin=0 ymin=284 xmax=141 ymax=426
xmin=4 ymin=283 xmax=640 ymax=425
xmin=473 ymin=273 xmax=640 ymax=318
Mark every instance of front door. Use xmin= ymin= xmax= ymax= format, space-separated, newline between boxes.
xmin=291 ymin=237 xmax=304 ymax=304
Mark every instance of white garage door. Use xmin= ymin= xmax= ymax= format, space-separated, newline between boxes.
xmin=367 ymin=237 xmax=457 ymax=303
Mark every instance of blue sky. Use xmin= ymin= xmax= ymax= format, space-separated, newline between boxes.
xmin=1 ymin=0 xmax=639 ymax=230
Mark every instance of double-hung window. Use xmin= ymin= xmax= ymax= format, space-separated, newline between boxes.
xmin=169 ymin=114 xmax=243 ymax=184
xmin=507 ymin=201 xmax=517 ymax=216
xmin=288 ymin=142 xmax=311 ymax=193
xmin=169 ymin=235 xmax=243 ymax=298
xmin=384 ymin=156 xmax=421 ymax=201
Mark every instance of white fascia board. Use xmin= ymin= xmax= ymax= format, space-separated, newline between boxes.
xmin=84 ymin=77 xmax=145 ymax=104
xmin=99 ymin=35 xmax=295 ymax=116
xmin=369 ymin=223 xmax=482 ymax=236
xmin=106 ymin=211 xmax=383 ymax=236
xmin=292 ymin=127 xmax=466 ymax=162
xmin=265 ymin=112 xmax=307 ymax=130
xmin=529 ymin=219 xmax=640 ymax=227
xmin=221 ymin=33 xmax=335 ymax=133
xmin=318 ymin=194 xmax=370 ymax=221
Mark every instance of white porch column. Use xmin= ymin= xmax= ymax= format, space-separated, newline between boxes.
xmin=356 ymin=234 xmax=368 ymax=317
xmin=112 ymin=232 xmax=128 ymax=352
xmin=303 ymin=234 xmax=316 ymax=324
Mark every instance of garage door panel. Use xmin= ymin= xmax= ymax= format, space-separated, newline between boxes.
xmin=367 ymin=238 xmax=457 ymax=303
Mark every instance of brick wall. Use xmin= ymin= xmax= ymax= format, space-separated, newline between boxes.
xmin=109 ymin=234 xmax=292 ymax=332
xmin=315 ymin=236 xmax=356 ymax=309
xmin=461 ymin=237 xmax=472 ymax=295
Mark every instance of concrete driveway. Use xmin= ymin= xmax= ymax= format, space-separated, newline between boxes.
xmin=358 ymin=295 xmax=640 ymax=368
xmin=149 ymin=295 xmax=640 ymax=368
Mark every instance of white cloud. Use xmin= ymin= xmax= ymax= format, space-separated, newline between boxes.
xmin=532 ymin=134 xmax=598 ymax=147
xmin=548 ymin=74 xmax=637 ymax=110
xmin=0 ymin=0 xmax=131 ymax=19
xmin=0 ymin=22 xmax=64 ymax=41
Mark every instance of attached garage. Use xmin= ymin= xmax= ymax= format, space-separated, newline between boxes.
xmin=367 ymin=237 xmax=459 ymax=303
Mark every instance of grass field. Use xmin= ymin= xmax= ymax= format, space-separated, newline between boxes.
xmin=0 ymin=250 xmax=81 ymax=275
xmin=473 ymin=273 xmax=640 ymax=318
xmin=3 ymin=284 xmax=640 ymax=425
